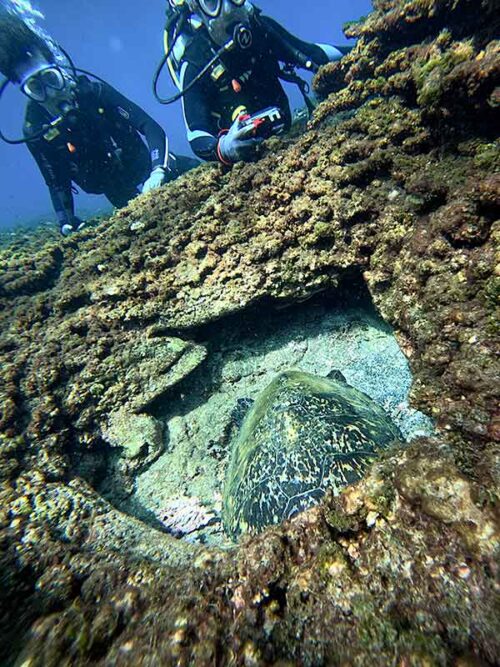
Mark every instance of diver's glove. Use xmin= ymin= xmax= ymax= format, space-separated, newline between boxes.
xmin=217 ymin=116 xmax=264 ymax=165
xmin=142 ymin=166 xmax=166 ymax=193
xmin=60 ymin=216 xmax=85 ymax=236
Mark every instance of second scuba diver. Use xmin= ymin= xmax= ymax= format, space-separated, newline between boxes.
xmin=157 ymin=0 xmax=351 ymax=165
xmin=4 ymin=42 xmax=199 ymax=235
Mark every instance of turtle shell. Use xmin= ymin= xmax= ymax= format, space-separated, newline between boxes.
xmin=222 ymin=370 xmax=402 ymax=539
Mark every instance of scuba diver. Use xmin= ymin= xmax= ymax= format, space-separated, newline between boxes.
xmin=154 ymin=0 xmax=351 ymax=164
xmin=0 ymin=7 xmax=199 ymax=236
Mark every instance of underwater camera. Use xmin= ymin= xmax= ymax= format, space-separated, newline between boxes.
xmin=238 ymin=106 xmax=286 ymax=139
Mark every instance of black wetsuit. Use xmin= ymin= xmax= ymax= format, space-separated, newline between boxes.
xmin=174 ymin=14 xmax=335 ymax=161
xmin=24 ymin=75 xmax=198 ymax=226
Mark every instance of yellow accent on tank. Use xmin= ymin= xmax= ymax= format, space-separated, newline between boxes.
xmin=43 ymin=127 xmax=60 ymax=141
xmin=211 ymin=63 xmax=226 ymax=81
xmin=232 ymin=105 xmax=247 ymax=122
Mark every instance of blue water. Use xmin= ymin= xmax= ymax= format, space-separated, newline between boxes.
xmin=0 ymin=0 xmax=371 ymax=228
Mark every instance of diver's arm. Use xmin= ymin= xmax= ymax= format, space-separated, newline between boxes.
xmin=179 ymin=62 xmax=220 ymax=162
xmin=25 ymin=135 xmax=75 ymax=226
xmin=49 ymin=185 xmax=76 ymax=228
xmin=260 ymin=15 xmax=346 ymax=68
xmin=97 ymin=81 xmax=168 ymax=169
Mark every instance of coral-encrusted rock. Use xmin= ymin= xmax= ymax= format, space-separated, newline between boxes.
xmin=313 ymin=0 xmax=499 ymax=131
xmin=0 ymin=235 xmax=63 ymax=297
xmin=9 ymin=444 xmax=500 ymax=667
xmin=97 ymin=335 xmax=207 ymax=413
xmin=0 ymin=0 xmax=499 ymax=663
xmin=102 ymin=409 xmax=163 ymax=471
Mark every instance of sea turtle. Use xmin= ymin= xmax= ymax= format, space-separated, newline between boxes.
xmin=222 ymin=369 xmax=402 ymax=539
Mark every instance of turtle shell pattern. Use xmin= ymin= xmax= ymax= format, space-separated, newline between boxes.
xmin=222 ymin=370 xmax=402 ymax=539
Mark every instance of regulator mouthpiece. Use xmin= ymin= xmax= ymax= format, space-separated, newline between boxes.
xmin=234 ymin=23 xmax=252 ymax=50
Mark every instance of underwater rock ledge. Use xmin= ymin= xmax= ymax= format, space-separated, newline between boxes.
xmin=0 ymin=0 xmax=499 ymax=663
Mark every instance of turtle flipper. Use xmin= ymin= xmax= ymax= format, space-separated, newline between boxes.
xmin=230 ymin=397 xmax=255 ymax=430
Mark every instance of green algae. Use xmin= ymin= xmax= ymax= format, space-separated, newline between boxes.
xmin=473 ymin=141 xmax=500 ymax=171
xmin=353 ymin=596 xmax=399 ymax=651
xmin=343 ymin=15 xmax=368 ymax=34
xmin=324 ymin=506 xmax=359 ymax=533
xmin=413 ymin=34 xmax=476 ymax=108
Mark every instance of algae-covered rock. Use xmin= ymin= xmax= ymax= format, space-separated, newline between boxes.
xmin=102 ymin=409 xmax=163 ymax=470
xmin=0 ymin=241 xmax=63 ymax=297
xmin=0 ymin=0 xmax=498 ymax=663
xmin=223 ymin=370 xmax=401 ymax=538
xmin=100 ymin=336 xmax=207 ymax=413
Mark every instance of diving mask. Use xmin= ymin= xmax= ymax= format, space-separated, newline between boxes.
xmin=196 ymin=0 xmax=246 ymax=18
xmin=188 ymin=0 xmax=254 ymax=48
xmin=20 ymin=63 xmax=77 ymax=115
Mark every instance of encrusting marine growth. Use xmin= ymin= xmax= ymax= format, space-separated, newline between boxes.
xmin=0 ymin=0 xmax=498 ymax=664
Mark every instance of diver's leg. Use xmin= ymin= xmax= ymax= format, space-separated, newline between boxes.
xmin=104 ymin=181 xmax=141 ymax=209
